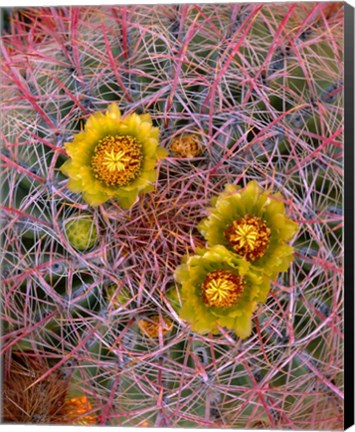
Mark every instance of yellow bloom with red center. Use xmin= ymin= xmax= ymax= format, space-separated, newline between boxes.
xmin=198 ymin=181 xmax=298 ymax=278
xmin=174 ymin=245 xmax=270 ymax=338
xmin=60 ymin=103 xmax=167 ymax=207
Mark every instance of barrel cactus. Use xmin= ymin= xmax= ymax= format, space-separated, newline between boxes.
xmin=1 ymin=2 xmax=343 ymax=428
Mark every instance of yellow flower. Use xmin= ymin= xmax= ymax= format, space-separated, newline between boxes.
xmin=174 ymin=245 xmax=270 ymax=339
xmin=60 ymin=103 xmax=167 ymax=207
xmin=198 ymin=181 xmax=298 ymax=278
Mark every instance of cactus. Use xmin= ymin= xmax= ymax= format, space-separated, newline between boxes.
xmin=1 ymin=2 xmax=343 ymax=428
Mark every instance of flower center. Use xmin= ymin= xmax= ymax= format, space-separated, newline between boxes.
xmin=224 ymin=215 xmax=271 ymax=261
xmin=91 ymin=135 xmax=143 ymax=187
xmin=201 ymin=270 xmax=245 ymax=309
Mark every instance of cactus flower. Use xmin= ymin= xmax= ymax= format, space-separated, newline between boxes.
xmin=198 ymin=181 xmax=298 ymax=278
xmin=174 ymin=245 xmax=270 ymax=339
xmin=60 ymin=103 xmax=167 ymax=207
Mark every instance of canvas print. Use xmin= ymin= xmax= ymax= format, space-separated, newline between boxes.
xmin=0 ymin=2 xmax=344 ymax=428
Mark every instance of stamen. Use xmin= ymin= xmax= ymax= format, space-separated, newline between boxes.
xmin=91 ymin=135 xmax=143 ymax=187
xmin=102 ymin=149 xmax=129 ymax=172
xmin=202 ymin=270 xmax=245 ymax=309
xmin=224 ymin=215 xmax=271 ymax=261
